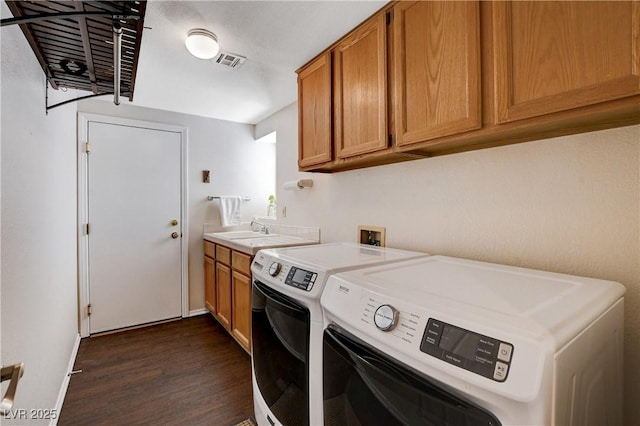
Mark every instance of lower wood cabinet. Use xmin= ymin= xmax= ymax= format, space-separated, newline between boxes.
xmin=231 ymin=271 xmax=252 ymax=351
xmin=204 ymin=255 xmax=216 ymax=314
xmin=203 ymin=240 xmax=253 ymax=353
xmin=216 ymin=262 xmax=232 ymax=331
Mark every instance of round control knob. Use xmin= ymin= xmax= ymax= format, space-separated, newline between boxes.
xmin=374 ymin=304 xmax=399 ymax=331
xmin=268 ymin=262 xmax=282 ymax=277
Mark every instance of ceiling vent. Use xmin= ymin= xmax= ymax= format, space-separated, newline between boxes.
xmin=214 ymin=52 xmax=247 ymax=69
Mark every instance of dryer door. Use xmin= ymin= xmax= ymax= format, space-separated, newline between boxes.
xmin=252 ymin=280 xmax=310 ymax=426
xmin=323 ymin=325 xmax=501 ymax=426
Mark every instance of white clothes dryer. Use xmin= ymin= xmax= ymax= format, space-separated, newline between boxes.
xmin=250 ymin=242 xmax=428 ymax=426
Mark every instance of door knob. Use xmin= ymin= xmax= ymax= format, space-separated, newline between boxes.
xmin=170 ymin=219 xmax=178 ymax=226
xmin=171 ymin=232 xmax=179 ymax=239
xmin=1 ymin=363 xmax=24 ymax=416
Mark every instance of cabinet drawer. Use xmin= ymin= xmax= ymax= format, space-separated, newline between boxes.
xmin=232 ymin=251 xmax=252 ymax=276
xmin=203 ymin=240 xmax=216 ymax=259
xmin=216 ymin=245 xmax=231 ymax=266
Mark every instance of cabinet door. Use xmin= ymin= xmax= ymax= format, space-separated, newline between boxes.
xmin=215 ymin=262 xmax=232 ymax=330
xmin=394 ymin=1 xmax=481 ymax=147
xmin=204 ymin=256 xmax=216 ymax=315
xmin=493 ymin=1 xmax=640 ymax=124
xmin=298 ymin=52 xmax=333 ymax=168
xmin=334 ymin=13 xmax=388 ymax=159
xmin=231 ymin=271 xmax=252 ymax=352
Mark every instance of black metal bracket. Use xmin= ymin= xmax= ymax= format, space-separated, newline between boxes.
xmin=45 ymin=83 xmax=113 ymax=115
xmin=1 ymin=11 xmax=140 ymax=27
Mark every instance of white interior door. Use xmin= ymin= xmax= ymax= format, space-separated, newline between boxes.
xmin=87 ymin=121 xmax=183 ymax=333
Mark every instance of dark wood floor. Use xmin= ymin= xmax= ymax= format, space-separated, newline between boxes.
xmin=58 ymin=315 xmax=254 ymax=426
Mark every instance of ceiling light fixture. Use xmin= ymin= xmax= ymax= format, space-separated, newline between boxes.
xmin=185 ymin=28 xmax=219 ymax=60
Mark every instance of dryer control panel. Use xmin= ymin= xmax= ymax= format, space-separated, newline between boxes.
xmin=420 ymin=318 xmax=514 ymax=382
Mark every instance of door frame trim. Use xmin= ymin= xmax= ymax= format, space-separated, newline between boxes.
xmin=77 ymin=113 xmax=189 ymax=337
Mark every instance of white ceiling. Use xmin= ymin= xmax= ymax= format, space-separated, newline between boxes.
xmin=130 ymin=0 xmax=386 ymax=125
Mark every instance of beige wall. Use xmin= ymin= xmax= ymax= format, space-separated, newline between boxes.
xmin=258 ymin=102 xmax=640 ymax=424
xmin=1 ymin=4 xmax=80 ymax=421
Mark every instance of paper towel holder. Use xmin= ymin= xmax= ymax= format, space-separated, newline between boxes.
xmin=283 ymin=179 xmax=314 ymax=190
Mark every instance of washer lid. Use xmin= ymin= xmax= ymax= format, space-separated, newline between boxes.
xmin=328 ymin=255 xmax=625 ymax=348
xmin=260 ymin=242 xmax=427 ymax=273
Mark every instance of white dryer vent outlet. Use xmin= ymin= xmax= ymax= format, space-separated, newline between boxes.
xmin=214 ymin=52 xmax=247 ymax=69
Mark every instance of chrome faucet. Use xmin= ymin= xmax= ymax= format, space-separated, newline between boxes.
xmin=250 ymin=220 xmax=269 ymax=234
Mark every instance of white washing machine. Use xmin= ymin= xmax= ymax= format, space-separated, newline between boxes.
xmin=321 ymin=255 xmax=626 ymax=425
xmin=250 ymin=242 xmax=428 ymax=426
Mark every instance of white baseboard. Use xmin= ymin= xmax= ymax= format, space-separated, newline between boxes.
xmin=188 ymin=308 xmax=208 ymax=317
xmin=51 ymin=333 xmax=81 ymax=426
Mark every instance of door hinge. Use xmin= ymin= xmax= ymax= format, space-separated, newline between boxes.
xmin=85 ymin=223 xmax=89 ymax=235
xmin=87 ymin=304 xmax=92 ymax=316
xmin=85 ymin=142 xmax=91 ymax=153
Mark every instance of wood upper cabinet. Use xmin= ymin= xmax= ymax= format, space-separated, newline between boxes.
xmin=493 ymin=1 xmax=640 ymax=124
xmin=297 ymin=1 xmax=640 ymax=171
xmin=334 ymin=12 xmax=388 ymax=159
xmin=298 ymin=52 xmax=332 ymax=168
xmin=393 ymin=1 xmax=481 ymax=147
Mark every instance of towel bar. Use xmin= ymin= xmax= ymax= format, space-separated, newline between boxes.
xmin=207 ymin=196 xmax=251 ymax=201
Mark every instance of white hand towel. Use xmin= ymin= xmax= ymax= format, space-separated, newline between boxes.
xmin=219 ymin=196 xmax=242 ymax=227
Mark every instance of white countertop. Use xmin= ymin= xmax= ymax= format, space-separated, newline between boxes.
xmin=203 ymin=231 xmax=319 ymax=255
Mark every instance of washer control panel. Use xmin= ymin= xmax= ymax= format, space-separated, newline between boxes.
xmin=420 ymin=318 xmax=514 ymax=382
xmin=283 ymin=265 xmax=317 ymax=291
xmin=253 ymin=251 xmax=321 ymax=293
